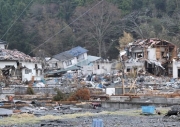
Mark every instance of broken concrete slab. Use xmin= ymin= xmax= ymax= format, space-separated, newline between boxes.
xmin=0 ymin=108 xmax=13 ymax=116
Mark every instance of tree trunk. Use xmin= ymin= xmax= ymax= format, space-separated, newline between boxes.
xmin=98 ymin=42 xmax=102 ymax=57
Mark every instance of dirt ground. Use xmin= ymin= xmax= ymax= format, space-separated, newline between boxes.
xmin=0 ymin=107 xmax=180 ymax=127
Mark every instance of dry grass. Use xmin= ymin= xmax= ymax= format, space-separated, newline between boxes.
xmin=0 ymin=108 xmax=170 ymax=126
xmin=0 ymin=113 xmax=39 ymax=125
xmin=156 ymin=107 xmax=170 ymax=115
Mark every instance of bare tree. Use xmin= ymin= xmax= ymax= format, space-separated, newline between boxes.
xmin=120 ymin=11 xmax=145 ymax=39
xmin=23 ymin=3 xmax=74 ymax=56
xmin=72 ymin=0 xmax=121 ymax=57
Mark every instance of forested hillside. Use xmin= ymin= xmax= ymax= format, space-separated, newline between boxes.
xmin=0 ymin=0 xmax=180 ymax=60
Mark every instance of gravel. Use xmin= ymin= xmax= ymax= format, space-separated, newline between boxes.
xmin=0 ymin=108 xmax=180 ymax=127
xmin=7 ymin=115 xmax=180 ymax=127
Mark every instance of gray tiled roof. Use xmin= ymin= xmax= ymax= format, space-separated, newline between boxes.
xmin=53 ymin=46 xmax=88 ymax=61
xmin=67 ymin=46 xmax=88 ymax=57
xmin=53 ymin=51 xmax=74 ymax=61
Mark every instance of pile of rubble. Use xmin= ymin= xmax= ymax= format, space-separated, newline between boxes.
xmin=43 ymin=70 xmax=180 ymax=96
xmin=0 ymin=49 xmax=38 ymax=62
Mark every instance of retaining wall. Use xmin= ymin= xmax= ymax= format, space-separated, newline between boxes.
xmin=100 ymin=95 xmax=180 ymax=109
xmin=100 ymin=101 xmax=179 ymax=109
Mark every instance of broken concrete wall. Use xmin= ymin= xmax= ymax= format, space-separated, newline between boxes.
xmin=92 ymin=61 xmax=112 ymax=75
xmin=82 ymin=65 xmax=93 ymax=75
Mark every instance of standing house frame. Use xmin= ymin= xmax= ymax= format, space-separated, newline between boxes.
xmin=123 ymin=38 xmax=177 ymax=76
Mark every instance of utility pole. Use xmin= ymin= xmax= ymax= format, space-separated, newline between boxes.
xmin=118 ymin=41 xmax=125 ymax=95
xmin=120 ymin=54 xmax=125 ymax=95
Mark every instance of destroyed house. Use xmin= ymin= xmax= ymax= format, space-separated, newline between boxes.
xmin=0 ymin=48 xmax=43 ymax=82
xmin=123 ymin=38 xmax=177 ymax=76
xmin=46 ymin=46 xmax=88 ymax=70
xmin=173 ymin=53 xmax=180 ymax=78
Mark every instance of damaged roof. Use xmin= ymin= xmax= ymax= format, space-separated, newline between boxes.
xmin=53 ymin=52 xmax=74 ymax=61
xmin=0 ymin=49 xmax=38 ymax=62
xmin=53 ymin=46 xmax=88 ymax=61
xmin=129 ymin=38 xmax=176 ymax=48
xmin=46 ymin=55 xmax=100 ymax=74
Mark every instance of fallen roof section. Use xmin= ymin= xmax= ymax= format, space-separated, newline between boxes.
xmin=45 ymin=55 xmax=101 ymax=75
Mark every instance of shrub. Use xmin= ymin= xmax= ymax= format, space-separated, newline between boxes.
xmin=26 ymin=87 xmax=34 ymax=95
xmin=68 ymin=88 xmax=90 ymax=101
xmin=53 ymin=89 xmax=66 ymax=101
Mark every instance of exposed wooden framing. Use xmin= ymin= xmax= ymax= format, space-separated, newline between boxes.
xmin=144 ymin=47 xmax=147 ymax=59
xmin=171 ymin=46 xmax=177 ymax=60
xmin=156 ymin=47 xmax=161 ymax=60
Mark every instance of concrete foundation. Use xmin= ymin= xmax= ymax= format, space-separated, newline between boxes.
xmin=99 ymin=95 xmax=180 ymax=109
xmin=100 ymin=101 xmax=179 ymax=109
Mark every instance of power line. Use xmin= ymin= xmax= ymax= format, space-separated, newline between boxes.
xmin=1 ymin=0 xmax=34 ymax=40
xmin=28 ymin=0 xmax=104 ymax=55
